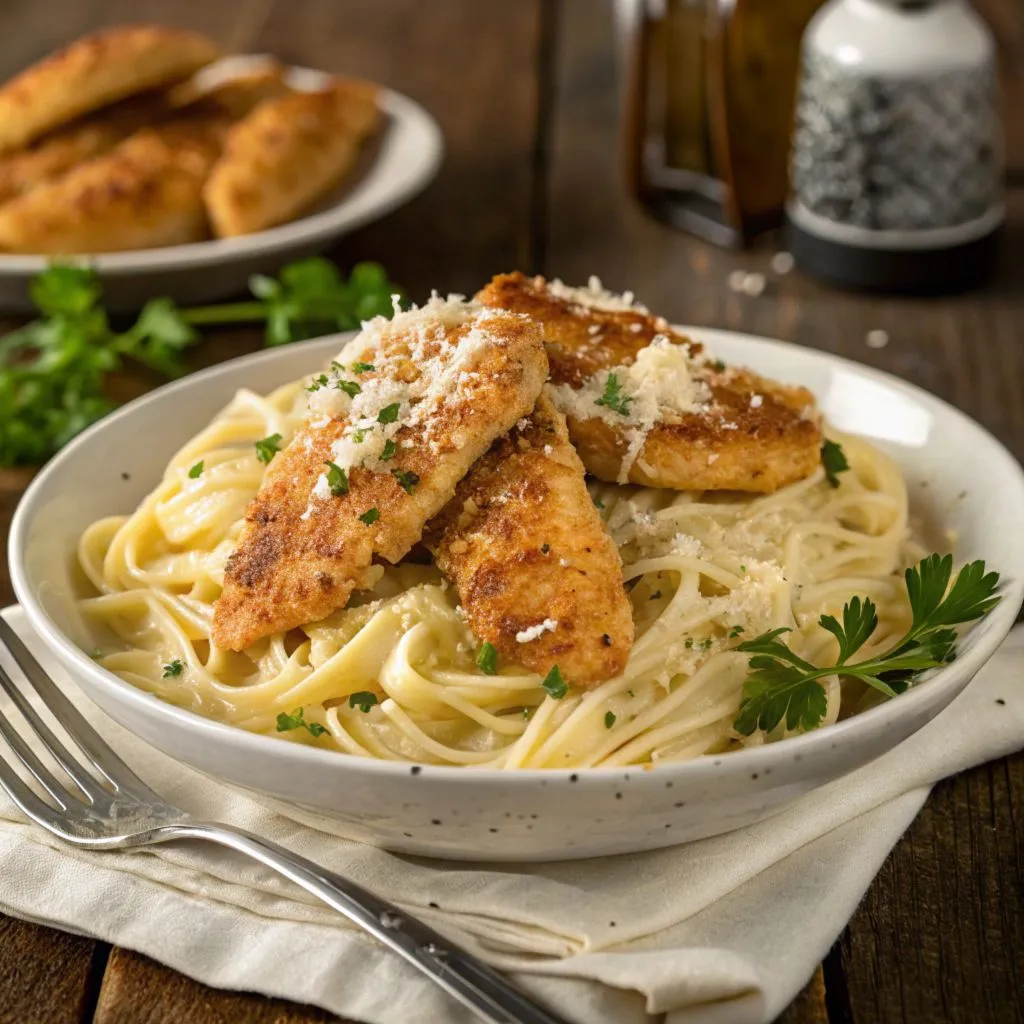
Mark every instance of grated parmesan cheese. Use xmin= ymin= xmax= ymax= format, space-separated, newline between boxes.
xmin=515 ymin=619 xmax=558 ymax=643
xmin=750 ymin=394 xmax=763 ymax=409
xmin=546 ymin=275 xmax=648 ymax=313
xmin=547 ymin=334 xmax=711 ymax=483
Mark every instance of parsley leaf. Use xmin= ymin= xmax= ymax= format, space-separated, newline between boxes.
xmin=275 ymin=707 xmax=327 ymax=738
xmin=348 ymin=691 xmax=379 ymax=713
xmin=476 ymin=642 xmax=498 ymax=675
xmin=733 ymin=556 xmax=1001 ymax=736
xmin=334 ymin=378 xmax=361 ymax=398
xmin=325 ymin=461 xmax=349 ymax=496
xmin=379 ymin=439 xmax=397 ymax=462
xmin=377 ymin=403 xmax=401 ymax=424
xmin=352 ymin=362 xmax=375 ymax=374
xmin=162 ymin=659 xmax=184 ymax=678
xmin=255 ymin=433 xmax=283 ymax=464
xmin=604 ymin=711 xmax=616 ymax=728
xmin=594 ymin=373 xmax=633 ymax=416
xmin=1 ymin=258 xmax=405 ymax=469
xmin=359 ymin=507 xmax=380 ymax=525
xmin=188 ymin=461 xmax=204 ymax=478
xmin=392 ymin=468 xmax=419 ymax=494
xmin=821 ymin=439 xmax=850 ymax=488
xmin=542 ymin=665 xmax=568 ymax=699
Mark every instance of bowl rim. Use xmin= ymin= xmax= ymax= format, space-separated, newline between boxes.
xmin=10 ymin=328 xmax=1024 ymax=784
xmin=0 ymin=70 xmax=444 ymax=276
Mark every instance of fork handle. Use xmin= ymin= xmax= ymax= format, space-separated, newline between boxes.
xmin=142 ymin=821 xmax=568 ymax=1024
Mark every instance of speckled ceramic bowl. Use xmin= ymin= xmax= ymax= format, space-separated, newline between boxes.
xmin=10 ymin=331 xmax=1024 ymax=861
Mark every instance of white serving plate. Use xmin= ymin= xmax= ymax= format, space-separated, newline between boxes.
xmin=0 ymin=58 xmax=443 ymax=312
xmin=9 ymin=331 xmax=1024 ymax=862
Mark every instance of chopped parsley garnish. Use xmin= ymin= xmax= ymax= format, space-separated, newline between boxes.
xmin=379 ymin=439 xmax=397 ymax=462
xmin=712 ymin=359 xmax=727 ymax=373
xmin=162 ymin=659 xmax=184 ymax=678
xmin=359 ymin=507 xmax=380 ymax=525
xmin=540 ymin=543 xmax=550 ymax=554
xmin=392 ymin=468 xmax=419 ymax=494
xmin=593 ymin=496 xmax=605 ymax=510
xmin=334 ymin=378 xmax=361 ymax=398
xmin=476 ymin=642 xmax=498 ymax=675
xmin=821 ymin=439 xmax=850 ymax=488
xmin=255 ymin=433 xmax=283 ymax=464
xmin=351 ymin=428 xmax=369 ymax=444
xmin=306 ymin=373 xmax=329 ymax=392
xmin=734 ymin=554 xmax=1001 ymax=737
xmin=650 ymin=590 xmax=662 ymax=600
xmin=728 ymin=625 xmax=745 ymax=638
xmin=275 ymin=707 xmax=327 ymax=738
xmin=604 ymin=711 xmax=616 ymax=729
xmin=325 ymin=461 xmax=349 ymax=496
xmin=594 ymin=373 xmax=633 ymax=416
xmin=542 ymin=665 xmax=568 ymax=699
xmin=377 ymin=403 xmax=401 ymax=424
xmin=188 ymin=461 xmax=204 ymax=478
xmin=348 ymin=691 xmax=379 ymax=713
xmin=352 ymin=362 xmax=375 ymax=374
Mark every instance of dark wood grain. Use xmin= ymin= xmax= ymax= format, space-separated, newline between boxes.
xmin=0 ymin=916 xmax=104 ymax=1024
xmin=94 ymin=949 xmax=346 ymax=1024
xmin=778 ymin=968 xmax=830 ymax=1024
xmin=974 ymin=0 xmax=1024 ymax=177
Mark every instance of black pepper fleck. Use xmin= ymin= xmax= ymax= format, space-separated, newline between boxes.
xmin=615 ymin=792 xmax=623 ymax=800
xmin=609 ymin=921 xmax=617 ymax=927
xmin=674 ymin=801 xmax=685 ymax=808
xmin=489 ymin=827 xmax=499 ymax=833
xmin=410 ymin=766 xmax=422 ymax=776
xmin=751 ymin=773 xmax=759 ymax=780
xmin=569 ymin=773 xmax=579 ymax=783
xmin=601 ymin=633 xmax=611 ymax=646
xmin=120 ymin=472 xmax=130 ymax=480
xmin=996 ymin=698 xmax=1006 ymax=706
xmin=428 ymin=902 xmax=439 ymax=909
xmin=431 ymin=819 xmax=442 ymax=825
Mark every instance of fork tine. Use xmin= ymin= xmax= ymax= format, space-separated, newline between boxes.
xmin=0 ymin=619 xmax=164 ymax=804
xmin=0 ymin=748 xmax=71 ymax=835
xmin=0 ymin=703 xmax=72 ymax=809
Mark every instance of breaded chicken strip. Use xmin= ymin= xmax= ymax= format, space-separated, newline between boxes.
xmin=203 ymin=79 xmax=380 ymax=237
xmin=165 ymin=61 xmax=291 ymax=120
xmin=477 ymin=272 xmax=822 ymax=493
xmin=0 ymin=25 xmax=220 ymax=153
xmin=0 ymin=115 xmax=228 ymax=254
xmin=212 ymin=297 xmax=548 ymax=652
xmin=427 ymin=395 xmax=633 ymax=688
xmin=0 ymin=94 xmax=164 ymax=206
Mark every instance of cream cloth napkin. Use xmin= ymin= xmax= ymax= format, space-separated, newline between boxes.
xmin=0 ymin=605 xmax=1021 ymax=1024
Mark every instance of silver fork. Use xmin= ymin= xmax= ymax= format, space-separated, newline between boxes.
xmin=0 ymin=618 xmax=568 ymax=1024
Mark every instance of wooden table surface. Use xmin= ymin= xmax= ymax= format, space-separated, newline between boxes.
xmin=1 ymin=1 xmax=1022 ymax=1022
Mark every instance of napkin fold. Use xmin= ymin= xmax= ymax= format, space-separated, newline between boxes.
xmin=0 ymin=605 xmax=1021 ymax=1024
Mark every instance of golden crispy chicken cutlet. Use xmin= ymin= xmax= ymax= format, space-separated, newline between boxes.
xmin=0 ymin=114 xmax=228 ymax=254
xmin=212 ymin=297 xmax=548 ymax=652
xmin=165 ymin=61 xmax=291 ymax=120
xmin=427 ymin=395 xmax=633 ymax=688
xmin=0 ymin=25 xmax=220 ymax=153
xmin=477 ymin=272 xmax=822 ymax=493
xmin=0 ymin=94 xmax=166 ymax=206
xmin=203 ymin=79 xmax=381 ymax=238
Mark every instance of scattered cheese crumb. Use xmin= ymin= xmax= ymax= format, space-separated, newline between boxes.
xmin=543 ymin=444 xmax=553 ymax=454
xmin=707 ymin=453 xmax=719 ymax=465
xmin=546 ymin=275 xmax=648 ymax=313
xmin=771 ymin=252 xmax=795 ymax=275
xmin=516 ymin=619 xmax=558 ymax=643
xmin=750 ymin=394 xmax=763 ymax=409
xmin=741 ymin=273 xmax=766 ymax=297
xmin=866 ymin=329 xmax=890 ymax=349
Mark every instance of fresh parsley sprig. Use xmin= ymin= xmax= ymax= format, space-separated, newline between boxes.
xmin=594 ymin=373 xmax=632 ymax=416
xmin=821 ymin=440 xmax=849 ymax=488
xmin=276 ymin=707 xmax=327 ymax=738
xmin=733 ymin=554 xmax=1001 ymax=737
xmin=1 ymin=259 xmax=404 ymax=468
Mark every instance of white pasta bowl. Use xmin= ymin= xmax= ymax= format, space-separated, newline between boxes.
xmin=0 ymin=58 xmax=443 ymax=313
xmin=9 ymin=331 xmax=1024 ymax=862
